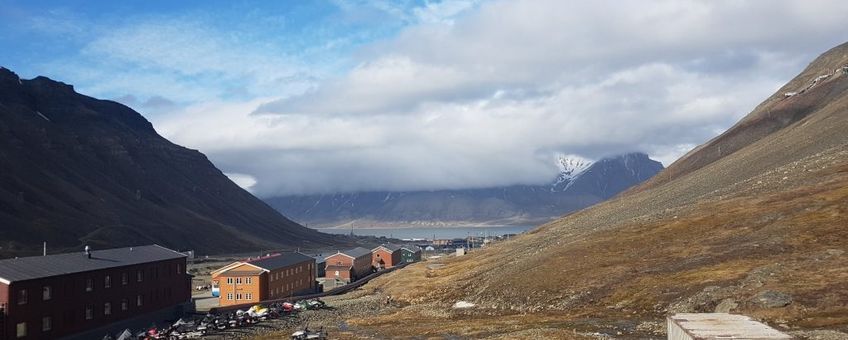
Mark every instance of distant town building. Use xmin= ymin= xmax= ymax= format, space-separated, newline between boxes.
xmin=0 ymin=245 xmax=191 ymax=339
xmin=371 ymin=244 xmax=402 ymax=270
xmin=211 ymin=252 xmax=316 ymax=307
xmin=324 ymin=247 xmax=372 ymax=284
xmin=400 ymin=245 xmax=422 ymax=263
xmin=667 ymin=313 xmax=791 ymax=340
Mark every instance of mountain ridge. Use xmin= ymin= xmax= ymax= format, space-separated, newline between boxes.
xmin=0 ymin=67 xmax=344 ymax=256
xmin=265 ymin=152 xmax=663 ymax=227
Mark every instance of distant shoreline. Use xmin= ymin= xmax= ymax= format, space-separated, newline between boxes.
xmin=308 ymin=220 xmax=549 ymax=230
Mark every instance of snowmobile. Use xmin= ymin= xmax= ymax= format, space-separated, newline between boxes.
xmin=248 ymin=304 xmax=270 ymax=320
xmin=291 ymin=325 xmax=328 ymax=340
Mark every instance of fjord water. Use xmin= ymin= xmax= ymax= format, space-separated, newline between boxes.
xmin=314 ymin=225 xmax=534 ymax=240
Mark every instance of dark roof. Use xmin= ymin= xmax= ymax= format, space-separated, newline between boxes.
xmin=312 ymin=255 xmax=326 ymax=264
xmin=400 ymin=245 xmax=421 ymax=252
xmin=247 ymin=252 xmax=314 ymax=271
xmin=373 ymin=243 xmax=402 ymax=252
xmin=335 ymin=247 xmax=371 ymax=259
xmin=0 ymin=245 xmax=185 ymax=283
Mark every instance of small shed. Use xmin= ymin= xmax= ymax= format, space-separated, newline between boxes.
xmin=667 ymin=313 xmax=792 ymax=340
xmin=455 ymin=247 xmax=466 ymax=257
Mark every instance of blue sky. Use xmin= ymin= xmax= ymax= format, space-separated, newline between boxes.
xmin=1 ymin=1 xmax=847 ymax=196
xmin=1 ymin=0 xmax=446 ymax=107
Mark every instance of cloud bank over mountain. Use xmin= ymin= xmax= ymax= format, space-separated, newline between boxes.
xmin=4 ymin=1 xmax=847 ymax=196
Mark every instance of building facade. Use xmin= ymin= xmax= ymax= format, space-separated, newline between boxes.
xmin=400 ymin=245 xmax=422 ymax=263
xmin=0 ymin=245 xmax=190 ymax=340
xmin=371 ymin=244 xmax=402 ymax=269
xmin=323 ymin=247 xmax=372 ymax=283
xmin=211 ymin=252 xmax=316 ymax=307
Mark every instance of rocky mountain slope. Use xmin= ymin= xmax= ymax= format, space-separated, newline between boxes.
xmin=0 ymin=68 xmax=345 ymax=257
xmin=341 ymin=42 xmax=848 ymax=338
xmin=265 ymin=153 xmax=663 ymax=227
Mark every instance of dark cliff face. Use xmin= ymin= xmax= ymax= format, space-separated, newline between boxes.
xmin=0 ymin=67 xmax=339 ymax=256
xmin=265 ymin=153 xmax=664 ymax=227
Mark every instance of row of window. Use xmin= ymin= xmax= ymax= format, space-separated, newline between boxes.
xmin=269 ymin=264 xmax=311 ymax=282
xmin=16 ymin=264 xmax=183 ymax=305
xmin=14 ymin=296 xmax=143 ymax=338
xmin=225 ymin=293 xmax=253 ymax=301
xmin=269 ymin=279 xmax=309 ymax=297
xmin=14 ymin=316 xmax=50 ymax=338
xmin=224 ymin=276 xmax=252 ymax=285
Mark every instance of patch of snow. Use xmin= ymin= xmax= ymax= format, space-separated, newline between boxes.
xmin=452 ymin=301 xmax=476 ymax=309
xmin=551 ymin=154 xmax=593 ymax=191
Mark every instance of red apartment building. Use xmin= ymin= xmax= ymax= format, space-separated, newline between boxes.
xmin=0 ymin=245 xmax=191 ymax=339
xmin=324 ymin=247 xmax=372 ymax=283
xmin=211 ymin=252 xmax=316 ymax=307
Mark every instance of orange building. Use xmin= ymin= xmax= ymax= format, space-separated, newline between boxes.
xmin=371 ymin=244 xmax=402 ymax=269
xmin=324 ymin=247 xmax=372 ymax=283
xmin=211 ymin=252 xmax=316 ymax=307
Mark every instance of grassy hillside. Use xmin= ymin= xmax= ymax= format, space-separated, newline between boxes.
xmin=336 ymin=43 xmax=848 ymax=338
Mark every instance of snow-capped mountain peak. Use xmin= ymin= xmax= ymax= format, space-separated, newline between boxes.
xmin=552 ymin=154 xmax=593 ymax=191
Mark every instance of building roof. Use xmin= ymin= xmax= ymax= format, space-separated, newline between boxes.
xmin=331 ymin=247 xmax=372 ymax=259
xmin=247 ymin=252 xmax=314 ymax=271
xmin=312 ymin=255 xmax=326 ymax=264
xmin=0 ymin=245 xmax=185 ymax=284
xmin=400 ymin=245 xmax=421 ymax=252
xmin=372 ymin=243 xmax=402 ymax=252
xmin=668 ymin=313 xmax=792 ymax=339
xmin=217 ymin=270 xmax=264 ymax=277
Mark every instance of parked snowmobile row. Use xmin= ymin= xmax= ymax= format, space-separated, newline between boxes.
xmin=100 ymin=299 xmax=330 ymax=340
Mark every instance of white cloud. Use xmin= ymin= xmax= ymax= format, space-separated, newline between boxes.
xmin=45 ymin=0 xmax=848 ymax=197
xmin=225 ymin=173 xmax=258 ymax=192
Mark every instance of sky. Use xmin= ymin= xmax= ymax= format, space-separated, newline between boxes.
xmin=1 ymin=0 xmax=847 ymax=197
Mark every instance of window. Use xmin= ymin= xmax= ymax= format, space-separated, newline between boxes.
xmin=235 ymin=277 xmax=242 ymax=284
xmin=42 ymin=286 xmax=52 ymax=301
xmin=226 ymin=277 xmax=233 ymax=284
xmin=85 ymin=278 xmax=93 ymax=292
xmin=104 ymin=275 xmax=111 ymax=288
xmin=246 ymin=277 xmax=252 ymax=284
xmin=42 ymin=316 xmax=52 ymax=332
xmin=16 ymin=322 xmax=26 ymax=338
xmin=104 ymin=303 xmax=111 ymax=316
xmin=246 ymin=293 xmax=252 ymax=300
xmin=121 ymin=299 xmax=128 ymax=311
xmin=137 ymin=270 xmax=143 ymax=282
xmin=85 ymin=306 xmax=93 ymax=320
xmin=136 ymin=295 xmax=143 ymax=307
xmin=18 ymin=289 xmax=27 ymax=305
xmin=226 ymin=293 xmax=233 ymax=301
xmin=177 ymin=264 xmax=182 ymax=274
xmin=122 ymin=272 xmax=128 ymax=285
xmin=236 ymin=293 xmax=243 ymax=300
